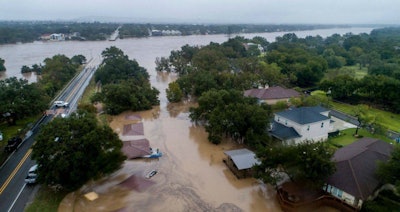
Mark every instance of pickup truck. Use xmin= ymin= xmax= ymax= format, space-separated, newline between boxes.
xmin=4 ymin=137 xmax=22 ymax=153
xmin=54 ymin=100 xmax=69 ymax=108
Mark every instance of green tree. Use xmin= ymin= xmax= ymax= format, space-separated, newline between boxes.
xmin=71 ymin=54 xmax=87 ymax=65
xmin=377 ymin=145 xmax=400 ymax=192
xmin=166 ymin=81 xmax=183 ymax=102
xmin=0 ymin=57 xmax=5 ymax=71
xmin=32 ymin=111 xmax=126 ymax=191
xmin=255 ymin=141 xmax=335 ymax=188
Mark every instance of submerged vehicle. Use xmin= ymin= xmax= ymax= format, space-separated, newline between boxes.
xmin=143 ymin=148 xmax=162 ymax=158
xmin=146 ymin=170 xmax=157 ymax=179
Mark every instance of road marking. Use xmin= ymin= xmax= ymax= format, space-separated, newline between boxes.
xmin=7 ymin=183 xmax=26 ymax=212
xmin=0 ymin=149 xmax=32 ymax=195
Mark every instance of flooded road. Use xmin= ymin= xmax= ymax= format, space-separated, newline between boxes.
xmin=0 ymin=27 xmax=373 ymax=211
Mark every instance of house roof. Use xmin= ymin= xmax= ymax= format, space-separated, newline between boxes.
xmin=224 ymin=149 xmax=261 ymax=170
xmin=121 ymin=139 xmax=152 ymax=159
xmin=269 ymin=121 xmax=301 ymax=140
xmin=275 ymin=106 xmax=330 ymax=125
xmin=244 ymin=86 xmax=300 ymax=100
xmin=326 ymin=138 xmax=394 ymax=200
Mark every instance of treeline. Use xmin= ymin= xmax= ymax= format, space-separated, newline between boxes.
xmin=158 ymin=27 xmax=400 ymax=112
xmin=0 ymin=21 xmax=119 ymax=44
xmin=91 ymin=46 xmax=159 ymax=114
xmin=0 ymin=21 xmax=352 ymax=44
xmin=0 ymin=54 xmax=82 ymax=124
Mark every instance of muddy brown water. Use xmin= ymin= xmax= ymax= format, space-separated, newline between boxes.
xmin=0 ymin=28 xmax=372 ymax=211
xmin=58 ymin=86 xmax=281 ymax=212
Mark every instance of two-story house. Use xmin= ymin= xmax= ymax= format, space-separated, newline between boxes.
xmin=270 ymin=106 xmax=331 ymax=145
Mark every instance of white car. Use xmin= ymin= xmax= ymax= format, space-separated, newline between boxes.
xmin=0 ymin=132 xmax=3 ymax=141
xmin=54 ymin=101 xmax=69 ymax=108
xmin=25 ymin=164 xmax=38 ymax=184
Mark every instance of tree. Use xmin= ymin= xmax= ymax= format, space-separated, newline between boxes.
xmin=0 ymin=57 xmax=5 ymax=71
xmin=166 ymin=81 xmax=183 ymax=102
xmin=255 ymin=141 xmax=335 ymax=188
xmin=32 ymin=111 xmax=126 ymax=191
xmin=377 ymin=145 xmax=400 ymax=192
xmin=71 ymin=54 xmax=87 ymax=65
xmin=190 ymin=89 xmax=272 ymax=146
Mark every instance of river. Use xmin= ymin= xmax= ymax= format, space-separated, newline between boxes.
xmin=1 ymin=27 xmax=373 ymax=212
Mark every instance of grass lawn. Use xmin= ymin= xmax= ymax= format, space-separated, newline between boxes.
xmin=329 ymin=128 xmax=395 ymax=147
xmin=0 ymin=115 xmax=42 ymax=164
xmin=25 ymin=186 xmax=68 ymax=212
xmin=331 ymin=102 xmax=400 ymax=132
xmin=324 ymin=65 xmax=368 ymax=80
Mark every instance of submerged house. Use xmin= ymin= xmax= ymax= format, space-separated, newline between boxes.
xmin=244 ymin=86 xmax=301 ymax=105
xmin=269 ymin=106 xmax=331 ymax=145
xmin=223 ymin=148 xmax=261 ymax=179
xmin=324 ymin=137 xmax=394 ymax=210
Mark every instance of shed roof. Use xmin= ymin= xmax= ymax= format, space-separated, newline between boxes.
xmin=244 ymin=86 xmax=300 ymax=100
xmin=326 ymin=137 xmax=393 ymax=200
xmin=121 ymin=139 xmax=151 ymax=159
xmin=224 ymin=149 xmax=261 ymax=170
xmin=275 ymin=106 xmax=329 ymax=125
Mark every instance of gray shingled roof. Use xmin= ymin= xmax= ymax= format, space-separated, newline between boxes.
xmin=269 ymin=121 xmax=301 ymax=140
xmin=224 ymin=149 xmax=261 ymax=170
xmin=244 ymin=86 xmax=301 ymax=100
xmin=275 ymin=106 xmax=329 ymax=125
xmin=326 ymin=138 xmax=394 ymax=200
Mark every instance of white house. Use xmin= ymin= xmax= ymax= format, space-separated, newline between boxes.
xmin=269 ymin=106 xmax=331 ymax=144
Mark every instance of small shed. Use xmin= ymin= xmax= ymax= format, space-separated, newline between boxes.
xmin=223 ymin=148 xmax=261 ymax=179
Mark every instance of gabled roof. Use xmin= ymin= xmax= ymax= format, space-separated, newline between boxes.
xmin=269 ymin=121 xmax=301 ymax=140
xmin=224 ymin=149 xmax=261 ymax=170
xmin=326 ymin=138 xmax=394 ymax=200
xmin=244 ymin=86 xmax=300 ymax=100
xmin=275 ymin=106 xmax=329 ymax=125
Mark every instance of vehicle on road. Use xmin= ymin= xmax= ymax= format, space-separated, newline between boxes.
xmin=54 ymin=101 xmax=69 ymax=108
xmin=0 ymin=131 xmax=3 ymax=141
xmin=25 ymin=164 xmax=38 ymax=184
xmin=146 ymin=170 xmax=157 ymax=179
xmin=5 ymin=137 xmax=22 ymax=152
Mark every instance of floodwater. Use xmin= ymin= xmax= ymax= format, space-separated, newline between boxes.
xmin=0 ymin=27 xmax=374 ymax=211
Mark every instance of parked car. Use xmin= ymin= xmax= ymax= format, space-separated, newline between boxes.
xmin=0 ymin=131 xmax=3 ymax=141
xmin=5 ymin=136 xmax=22 ymax=152
xmin=54 ymin=100 xmax=69 ymax=108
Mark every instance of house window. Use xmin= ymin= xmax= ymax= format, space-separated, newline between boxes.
xmin=321 ymin=122 xmax=324 ymax=128
xmin=307 ymin=125 xmax=310 ymax=131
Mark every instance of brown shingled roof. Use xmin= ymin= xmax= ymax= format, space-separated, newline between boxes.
xmin=244 ymin=86 xmax=300 ymax=100
xmin=326 ymin=138 xmax=393 ymax=200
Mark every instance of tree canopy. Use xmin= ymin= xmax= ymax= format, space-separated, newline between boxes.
xmin=92 ymin=46 xmax=159 ymax=114
xmin=32 ymin=110 xmax=126 ymax=191
xmin=255 ymin=141 xmax=336 ymax=188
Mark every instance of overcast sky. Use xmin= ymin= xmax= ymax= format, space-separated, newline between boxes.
xmin=0 ymin=0 xmax=399 ymax=24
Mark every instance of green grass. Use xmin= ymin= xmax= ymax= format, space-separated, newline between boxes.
xmin=331 ymin=102 xmax=400 ymax=132
xmin=0 ymin=115 xmax=42 ymax=164
xmin=80 ymin=78 xmax=97 ymax=105
xmin=324 ymin=64 xmax=368 ymax=80
xmin=329 ymin=128 xmax=395 ymax=147
xmin=25 ymin=186 xmax=68 ymax=212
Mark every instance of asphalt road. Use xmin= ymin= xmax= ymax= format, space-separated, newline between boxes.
xmin=0 ymin=62 xmax=97 ymax=212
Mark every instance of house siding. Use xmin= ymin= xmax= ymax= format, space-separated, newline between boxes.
xmin=274 ymin=114 xmax=330 ymax=144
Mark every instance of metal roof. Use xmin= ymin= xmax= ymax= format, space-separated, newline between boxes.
xmin=224 ymin=149 xmax=261 ymax=170
xmin=275 ymin=106 xmax=329 ymax=125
